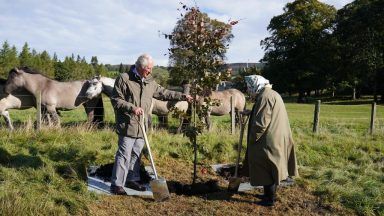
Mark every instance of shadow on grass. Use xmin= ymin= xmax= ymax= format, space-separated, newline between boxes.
xmin=0 ymin=147 xmax=44 ymax=169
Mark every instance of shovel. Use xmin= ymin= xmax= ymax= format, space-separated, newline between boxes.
xmin=139 ymin=115 xmax=170 ymax=202
xmin=228 ymin=112 xmax=250 ymax=192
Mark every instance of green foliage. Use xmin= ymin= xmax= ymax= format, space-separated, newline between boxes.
xmin=334 ymin=0 xmax=384 ymax=101
xmin=0 ymin=41 xmax=106 ymax=81
xmin=19 ymin=43 xmax=33 ymax=68
xmin=261 ymin=0 xmax=337 ymax=100
xmin=152 ymin=67 xmax=169 ymax=87
xmin=166 ymin=3 xmax=235 ymax=90
xmin=232 ymin=66 xmax=262 ymax=93
xmin=0 ymin=41 xmax=19 ymax=78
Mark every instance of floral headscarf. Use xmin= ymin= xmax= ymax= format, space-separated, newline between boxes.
xmin=244 ymin=75 xmax=270 ymax=95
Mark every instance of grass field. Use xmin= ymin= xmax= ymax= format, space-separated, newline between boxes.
xmin=0 ymin=97 xmax=383 ymax=215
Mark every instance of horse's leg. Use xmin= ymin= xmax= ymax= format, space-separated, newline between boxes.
xmin=93 ymin=96 xmax=104 ymax=127
xmin=47 ymin=105 xmax=60 ymax=126
xmin=158 ymin=115 xmax=167 ymax=128
xmin=147 ymin=114 xmax=153 ymax=132
xmin=84 ymin=97 xmax=104 ymax=128
xmin=164 ymin=115 xmax=169 ymax=128
xmin=206 ymin=112 xmax=212 ymax=131
xmin=40 ymin=106 xmax=50 ymax=125
xmin=177 ymin=117 xmax=183 ymax=134
xmin=235 ymin=109 xmax=240 ymax=128
xmin=2 ymin=110 xmax=14 ymax=130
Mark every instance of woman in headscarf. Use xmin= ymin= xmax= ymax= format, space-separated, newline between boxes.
xmin=243 ymin=75 xmax=298 ymax=206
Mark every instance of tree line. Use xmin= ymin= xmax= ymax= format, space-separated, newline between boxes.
xmin=0 ymin=42 xmax=109 ymax=81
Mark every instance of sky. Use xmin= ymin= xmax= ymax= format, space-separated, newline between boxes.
xmin=0 ymin=0 xmax=353 ymax=66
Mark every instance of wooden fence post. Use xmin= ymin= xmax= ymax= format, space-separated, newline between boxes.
xmin=313 ymin=100 xmax=321 ymax=133
xmin=369 ymin=102 xmax=376 ymax=135
xmin=36 ymin=91 xmax=41 ymax=130
xmin=231 ymin=96 xmax=235 ymax=134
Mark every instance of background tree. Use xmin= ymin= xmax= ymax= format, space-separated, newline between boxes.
xmin=0 ymin=41 xmax=19 ymax=78
xmin=232 ymin=66 xmax=262 ymax=93
xmin=54 ymin=60 xmax=71 ymax=81
xmin=19 ymin=42 xmax=33 ymax=68
xmin=165 ymin=3 xmax=236 ymax=183
xmin=36 ymin=50 xmax=55 ymax=78
xmin=152 ymin=67 xmax=169 ymax=87
xmin=118 ymin=63 xmax=124 ymax=73
xmin=334 ymin=0 xmax=384 ymax=101
xmin=261 ymin=0 xmax=336 ymax=102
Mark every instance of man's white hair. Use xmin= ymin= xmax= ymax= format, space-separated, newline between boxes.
xmin=135 ymin=54 xmax=153 ymax=69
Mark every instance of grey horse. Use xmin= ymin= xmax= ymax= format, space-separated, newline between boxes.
xmin=4 ymin=67 xmax=104 ymax=126
xmin=183 ymin=83 xmax=246 ymax=130
xmin=0 ymin=78 xmax=37 ymax=130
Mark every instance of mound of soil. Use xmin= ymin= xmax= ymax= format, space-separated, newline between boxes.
xmin=215 ymin=164 xmax=250 ymax=182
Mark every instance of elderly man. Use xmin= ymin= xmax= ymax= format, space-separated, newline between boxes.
xmin=110 ymin=54 xmax=192 ymax=195
xmin=244 ymin=75 xmax=298 ymax=206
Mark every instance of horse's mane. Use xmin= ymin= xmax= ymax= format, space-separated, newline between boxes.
xmin=19 ymin=66 xmax=44 ymax=75
xmin=11 ymin=66 xmax=52 ymax=79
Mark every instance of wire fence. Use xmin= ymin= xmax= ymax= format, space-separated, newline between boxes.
xmin=1 ymin=96 xmax=383 ymax=135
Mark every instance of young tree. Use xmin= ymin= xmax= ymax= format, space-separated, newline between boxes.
xmin=165 ymin=3 xmax=237 ymax=183
xmin=167 ymin=4 xmax=234 ymax=88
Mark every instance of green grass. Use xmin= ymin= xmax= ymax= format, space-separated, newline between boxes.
xmin=0 ymin=99 xmax=383 ymax=215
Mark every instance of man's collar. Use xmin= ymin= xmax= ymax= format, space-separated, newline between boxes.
xmin=133 ymin=67 xmax=145 ymax=82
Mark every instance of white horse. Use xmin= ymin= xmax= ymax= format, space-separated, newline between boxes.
xmin=87 ymin=76 xmax=189 ymax=132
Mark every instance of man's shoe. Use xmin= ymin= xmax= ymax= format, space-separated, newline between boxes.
xmin=125 ymin=180 xmax=146 ymax=191
xmin=110 ymin=185 xmax=127 ymax=195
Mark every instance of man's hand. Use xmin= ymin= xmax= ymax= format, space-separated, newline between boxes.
xmin=185 ymin=94 xmax=193 ymax=103
xmin=241 ymin=109 xmax=252 ymax=116
xmin=132 ymin=107 xmax=144 ymax=116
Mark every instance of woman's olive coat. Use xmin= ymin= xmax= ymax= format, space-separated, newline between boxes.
xmin=246 ymin=87 xmax=298 ymax=186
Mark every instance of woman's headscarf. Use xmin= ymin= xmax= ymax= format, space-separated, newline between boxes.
xmin=244 ymin=75 xmax=270 ymax=95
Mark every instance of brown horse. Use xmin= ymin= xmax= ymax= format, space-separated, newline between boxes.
xmin=4 ymin=67 xmax=104 ymax=126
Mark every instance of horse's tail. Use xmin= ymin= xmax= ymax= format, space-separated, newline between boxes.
xmin=93 ymin=96 xmax=104 ymax=127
